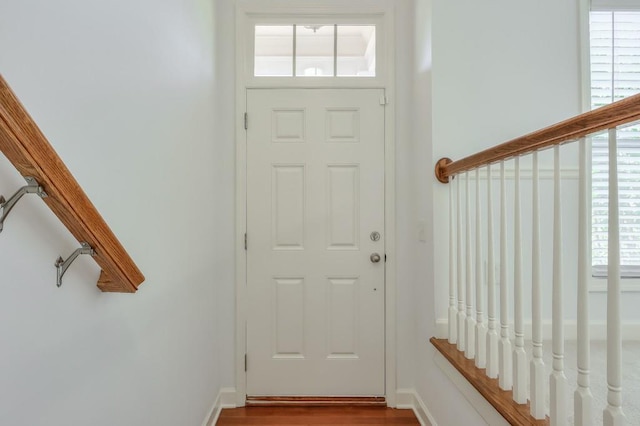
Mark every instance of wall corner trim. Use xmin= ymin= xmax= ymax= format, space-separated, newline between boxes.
xmin=202 ymin=388 xmax=237 ymax=426
xmin=395 ymin=388 xmax=437 ymax=426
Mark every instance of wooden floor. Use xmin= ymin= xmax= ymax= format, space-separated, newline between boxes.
xmin=216 ymin=406 xmax=420 ymax=425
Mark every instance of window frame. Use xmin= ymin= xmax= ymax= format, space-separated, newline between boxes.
xmin=243 ymin=14 xmax=387 ymax=88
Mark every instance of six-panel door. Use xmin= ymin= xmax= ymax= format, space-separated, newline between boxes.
xmin=246 ymin=88 xmax=385 ymax=396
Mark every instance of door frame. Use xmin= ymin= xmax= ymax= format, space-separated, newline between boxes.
xmin=234 ymin=0 xmax=397 ymax=407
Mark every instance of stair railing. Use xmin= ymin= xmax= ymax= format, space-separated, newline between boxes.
xmin=0 ymin=74 xmax=144 ymax=292
xmin=433 ymin=93 xmax=640 ymax=425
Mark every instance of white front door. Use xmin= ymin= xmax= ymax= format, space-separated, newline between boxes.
xmin=246 ymin=88 xmax=385 ymax=396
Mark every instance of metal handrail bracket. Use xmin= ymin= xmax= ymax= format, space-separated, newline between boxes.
xmin=0 ymin=176 xmax=47 ymax=233
xmin=55 ymin=242 xmax=95 ymax=288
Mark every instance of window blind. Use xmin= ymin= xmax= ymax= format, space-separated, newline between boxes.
xmin=591 ymin=10 xmax=640 ymax=277
xmin=591 ymin=0 xmax=640 ymax=12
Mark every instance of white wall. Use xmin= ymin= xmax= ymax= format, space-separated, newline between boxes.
xmin=411 ymin=0 xmax=488 ymax=423
xmin=0 ymin=1 xmax=227 ymax=425
xmin=212 ymin=0 xmax=237 ymax=392
xmin=394 ymin=0 xmax=419 ymax=392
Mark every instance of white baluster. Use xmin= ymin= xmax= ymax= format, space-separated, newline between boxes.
xmin=486 ymin=164 xmax=499 ymax=379
xmin=550 ymin=146 xmax=568 ymax=426
xmin=512 ymin=157 xmax=527 ymax=404
xmin=603 ymin=128 xmax=626 ymax=426
xmin=499 ymin=161 xmax=512 ymax=390
xmin=475 ymin=168 xmax=487 ymax=368
xmin=575 ymin=138 xmax=593 ymax=425
xmin=457 ymin=174 xmax=466 ymax=351
xmin=449 ymin=177 xmax=457 ymax=345
xmin=530 ymin=151 xmax=546 ymax=419
xmin=465 ymin=172 xmax=476 ymax=360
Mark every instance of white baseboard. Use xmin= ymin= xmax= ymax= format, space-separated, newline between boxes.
xmin=396 ymin=388 xmax=437 ymax=426
xmin=436 ymin=318 xmax=640 ymax=341
xmin=433 ymin=353 xmax=510 ymax=426
xmin=202 ymin=388 xmax=237 ymax=426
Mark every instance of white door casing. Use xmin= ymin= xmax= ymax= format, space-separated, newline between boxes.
xmin=246 ymin=88 xmax=385 ymax=396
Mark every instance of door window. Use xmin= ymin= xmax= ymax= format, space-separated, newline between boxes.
xmin=254 ymin=24 xmax=376 ymax=78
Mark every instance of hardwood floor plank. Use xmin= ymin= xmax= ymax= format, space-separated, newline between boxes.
xmin=216 ymin=407 xmax=420 ymax=425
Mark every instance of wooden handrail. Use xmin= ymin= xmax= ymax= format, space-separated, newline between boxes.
xmin=435 ymin=93 xmax=640 ymax=183
xmin=0 ymin=75 xmax=144 ymax=293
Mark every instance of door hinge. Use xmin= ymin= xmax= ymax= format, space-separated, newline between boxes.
xmin=379 ymin=95 xmax=388 ymax=105
xmin=244 ymin=233 xmax=247 ymax=250
xmin=385 ymin=254 xmax=387 ymax=262
xmin=244 ymin=354 xmax=247 ymax=372
xmin=244 ymin=112 xmax=248 ymax=130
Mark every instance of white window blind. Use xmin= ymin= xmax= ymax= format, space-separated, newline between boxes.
xmin=590 ymin=10 xmax=640 ymax=277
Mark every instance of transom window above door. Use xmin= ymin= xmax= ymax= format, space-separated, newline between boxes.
xmin=254 ymin=24 xmax=376 ymax=77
